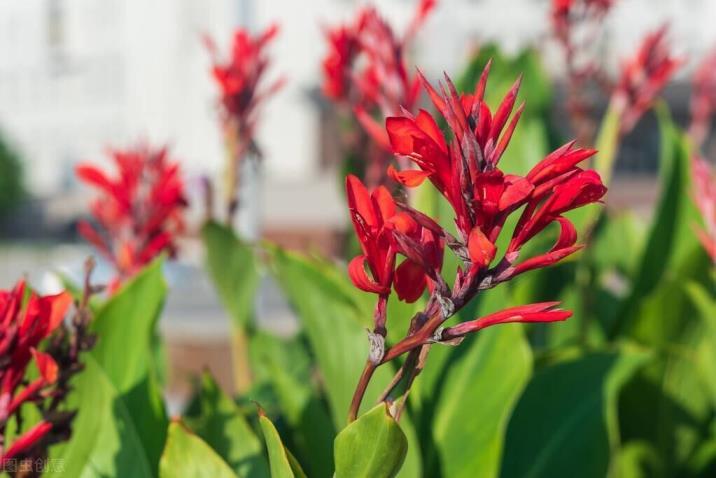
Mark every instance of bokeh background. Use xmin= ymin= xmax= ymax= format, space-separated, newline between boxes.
xmin=0 ymin=0 xmax=714 ymax=407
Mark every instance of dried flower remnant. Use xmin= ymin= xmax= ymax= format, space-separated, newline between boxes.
xmin=321 ymin=0 xmax=436 ymax=187
xmin=206 ymin=25 xmax=284 ymax=225
xmin=692 ymin=157 xmax=716 ymax=261
xmin=76 ymin=144 xmax=187 ymax=291
xmin=0 ymin=260 xmax=99 ymax=472
xmin=611 ymin=25 xmax=682 ymax=136
xmin=346 ymin=63 xmax=606 ymax=421
xmin=689 ymin=49 xmax=716 ymax=150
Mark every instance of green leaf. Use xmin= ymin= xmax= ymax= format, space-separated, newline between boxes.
xmin=248 ymin=331 xmax=335 ymax=477
xmin=184 ymin=372 xmax=268 ymax=478
xmin=267 ymin=246 xmax=422 ymax=477
xmin=202 ymin=221 xmax=260 ymax=329
xmin=159 ymin=421 xmax=238 ymax=478
xmin=501 ymin=351 xmax=648 ymax=478
xmin=90 ymin=257 xmax=169 ymax=471
xmin=258 ymin=412 xmax=307 ymax=478
xmin=611 ymin=106 xmax=700 ymax=338
xmin=593 ymin=104 xmax=621 ymax=187
xmin=267 ymin=247 xmax=386 ymax=423
xmin=47 ymin=356 xmax=155 ymax=478
xmin=429 ymin=309 xmax=532 ymax=477
xmin=334 ymin=404 xmax=408 ymax=478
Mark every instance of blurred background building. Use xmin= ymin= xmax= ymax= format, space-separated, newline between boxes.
xmin=0 ymin=0 xmax=713 ymax=395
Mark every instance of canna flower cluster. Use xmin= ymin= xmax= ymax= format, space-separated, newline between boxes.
xmin=611 ymin=26 xmax=682 ymax=136
xmin=205 ymin=25 xmax=284 ymax=224
xmin=347 ymin=63 xmax=607 ymax=421
xmin=0 ymin=283 xmax=71 ymax=469
xmin=76 ymin=144 xmax=187 ymax=291
xmin=689 ymin=49 xmax=716 ymax=150
xmin=322 ymin=0 xmax=436 ymax=187
xmin=692 ymin=157 xmax=716 ymax=261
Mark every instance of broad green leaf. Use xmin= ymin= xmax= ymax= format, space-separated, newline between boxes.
xmin=611 ymin=106 xmax=700 ymax=338
xmin=430 ymin=324 xmax=532 ymax=478
xmin=202 ymin=221 xmax=260 ymax=328
xmin=258 ymin=413 xmax=307 ymax=478
xmin=334 ymin=404 xmax=408 ymax=478
xmin=47 ymin=356 xmax=154 ymax=478
xmin=248 ymin=331 xmax=335 ymax=477
xmin=501 ymin=351 xmax=648 ymax=478
xmin=159 ymin=421 xmax=237 ymax=478
xmin=90 ymin=257 xmax=168 ymax=471
xmin=614 ymin=441 xmax=663 ymax=478
xmin=184 ymin=372 xmax=268 ymax=478
xmin=267 ymin=247 xmax=383 ymax=423
xmin=267 ymin=246 xmax=422 ymax=477
xmin=202 ymin=220 xmax=260 ymax=391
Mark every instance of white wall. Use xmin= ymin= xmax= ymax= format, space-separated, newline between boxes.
xmin=0 ymin=0 xmax=714 ymax=197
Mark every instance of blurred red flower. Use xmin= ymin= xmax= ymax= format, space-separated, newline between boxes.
xmin=692 ymin=157 xmax=716 ymax=261
xmin=205 ymin=25 xmax=284 ymax=224
xmin=0 ymin=282 xmax=72 ymax=466
xmin=322 ymin=0 xmax=436 ymax=187
xmin=612 ymin=25 xmax=682 ymax=135
xmin=76 ymin=144 xmax=187 ymax=289
xmin=690 ymin=49 xmax=716 ymax=149
xmin=206 ymin=25 xmax=284 ymax=137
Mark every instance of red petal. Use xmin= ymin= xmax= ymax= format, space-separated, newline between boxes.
xmin=348 ymin=255 xmax=390 ymax=294
xmin=76 ymin=165 xmax=114 ymax=194
xmin=393 ymin=259 xmax=427 ymax=303
xmin=346 ymin=175 xmax=378 ymax=229
xmin=371 ymin=186 xmax=396 ymax=223
xmin=31 ymin=348 xmax=58 ymax=384
xmin=388 ymin=165 xmax=431 ymax=187
xmin=415 ymin=109 xmax=447 ymax=153
xmin=42 ymin=291 xmax=73 ymax=334
xmin=468 ymin=227 xmax=497 ymax=268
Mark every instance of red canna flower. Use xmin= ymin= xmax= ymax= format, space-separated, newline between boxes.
xmin=689 ymin=49 xmax=716 ymax=150
xmin=0 ymin=282 xmax=72 ymax=469
xmin=692 ymin=157 xmax=716 ymax=261
xmin=346 ymin=175 xmax=443 ymax=303
xmin=612 ymin=25 xmax=682 ymax=136
xmin=346 ymin=61 xmax=606 ymax=422
xmin=386 ymin=65 xmax=604 ymax=278
xmin=206 ymin=25 xmax=284 ymax=133
xmin=206 ymin=25 xmax=284 ymax=224
xmin=76 ymin=144 xmax=187 ymax=290
xmin=322 ymin=0 xmax=436 ymax=187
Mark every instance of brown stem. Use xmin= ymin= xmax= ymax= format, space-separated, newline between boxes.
xmin=348 ymin=360 xmax=377 ymax=423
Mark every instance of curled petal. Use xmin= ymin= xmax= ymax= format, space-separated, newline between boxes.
xmin=394 ymin=259 xmax=427 ymax=303
xmin=348 ymin=255 xmax=390 ymax=294
xmin=388 ymin=165 xmax=431 ymax=187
